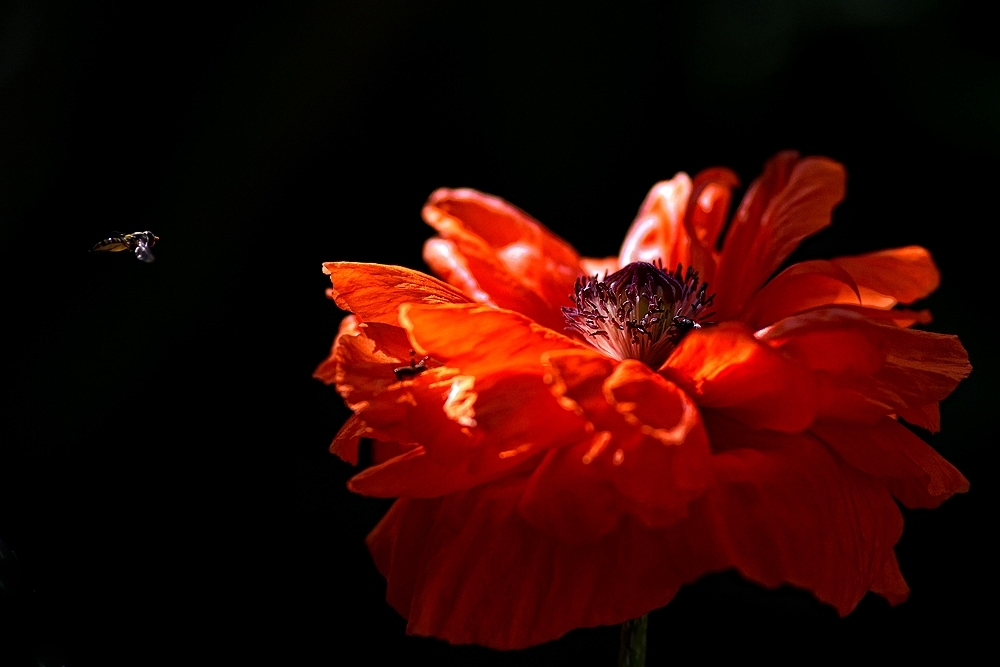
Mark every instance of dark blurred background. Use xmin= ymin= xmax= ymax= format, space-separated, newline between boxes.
xmin=1 ymin=1 xmax=995 ymax=664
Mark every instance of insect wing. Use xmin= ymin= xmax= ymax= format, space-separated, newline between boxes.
xmin=92 ymin=236 xmax=131 ymax=253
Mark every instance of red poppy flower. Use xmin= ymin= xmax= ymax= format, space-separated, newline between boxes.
xmin=315 ymin=151 xmax=970 ymax=649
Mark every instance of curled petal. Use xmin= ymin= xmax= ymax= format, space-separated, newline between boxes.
xmin=348 ymin=371 xmax=586 ymax=498
xmin=423 ymin=188 xmax=583 ymax=330
xmin=346 ymin=304 xmax=591 ymax=498
xmin=534 ymin=353 xmax=713 ymax=538
xmin=619 ymin=173 xmax=693 ymax=269
xmin=323 ymin=262 xmax=469 ymax=325
xmin=761 ymin=307 xmax=971 ymax=422
xmin=423 ymin=237 xmax=496 ymax=305
xmin=742 ymin=260 xmax=863 ymax=329
xmin=325 ymin=323 xmax=425 ymax=408
xmin=661 ymin=323 xmax=818 ymax=432
xmin=314 ymin=314 xmax=362 ymax=385
xmin=348 ymin=365 xmax=475 ymax=446
xmin=811 ymin=417 xmax=969 ymax=508
xmin=687 ymin=168 xmax=739 ymax=252
xmin=714 ymin=152 xmax=847 ymax=320
xmin=832 ymin=246 xmax=940 ymax=306
xmin=684 ymin=167 xmax=739 ymax=284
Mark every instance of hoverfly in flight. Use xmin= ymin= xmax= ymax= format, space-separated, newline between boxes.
xmin=91 ymin=231 xmax=159 ymax=263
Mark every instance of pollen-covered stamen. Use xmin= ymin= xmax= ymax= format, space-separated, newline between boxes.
xmin=563 ymin=261 xmax=715 ymax=368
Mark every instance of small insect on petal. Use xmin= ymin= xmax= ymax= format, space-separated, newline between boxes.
xmin=393 ymin=349 xmax=430 ymax=381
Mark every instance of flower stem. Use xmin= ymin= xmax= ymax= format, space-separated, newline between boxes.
xmin=618 ymin=614 xmax=647 ymax=667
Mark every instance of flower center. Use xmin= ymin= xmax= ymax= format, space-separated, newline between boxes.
xmin=563 ymin=261 xmax=714 ymax=368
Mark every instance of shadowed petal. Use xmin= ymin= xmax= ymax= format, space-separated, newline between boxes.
xmin=368 ymin=476 xmax=724 ymax=649
xmin=897 ymin=402 xmax=941 ymax=432
xmin=702 ymin=413 xmax=908 ymax=615
xmin=367 ymin=417 xmax=908 ymax=649
xmin=811 ymin=417 xmax=969 ymax=508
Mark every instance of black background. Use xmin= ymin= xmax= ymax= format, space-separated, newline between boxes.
xmin=1 ymin=1 xmax=995 ymax=664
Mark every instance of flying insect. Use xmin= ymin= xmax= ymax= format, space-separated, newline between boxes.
xmin=91 ymin=231 xmax=159 ymax=263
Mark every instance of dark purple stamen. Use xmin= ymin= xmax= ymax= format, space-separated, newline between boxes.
xmin=562 ymin=261 xmax=714 ymax=368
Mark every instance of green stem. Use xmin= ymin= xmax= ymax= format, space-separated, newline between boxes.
xmin=618 ymin=614 xmax=647 ymax=667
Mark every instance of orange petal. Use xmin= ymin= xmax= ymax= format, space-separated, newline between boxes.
xmin=832 ymin=246 xmax=940 ymax=306
xmin=811 ymin=417 xmax=969 ymax=508
xmin=322 ymin=262 xmax=469 ymax=325
xmin=742 ymin=260 xmax=863 ymax=329
xmin=325 ymin=324 xmax=421 ymax=409
xmin=423 ymin=188 xmax=583 ymax=330
xmin=619 ymin=173 xmax=693 ymax=270
xmin=348 ymin=371 xmax=586 ymax=499
xmin=702 ymin=413 xmax=908 ymax=614
xmin=713 ymin=153 xmax=847 ymax=320
xmin=367 ymin=419 xmax=908 ymax=648
xmin=330 ymin=413 xmax=369 ymax=465
xmin=683 ymin=167 xmax=739 ymax=284
xmin=687 ymin=167 xmax=739 ymax=252
xmin=345 ymin=304 xmax=591 ymax=498
xmin=661 ymin=322 xmax=818 ymax=432
xmin=532 ymin=353 xmax=713 ymax=536
xmin=313 ymin=314 xmax=361 ymax=384
xmin=580 ymin=255 xmax=620 ymax=278
xmin=399 ymin=303 xmax=591 ymax=377
xmin=761 ymin=307 xmax=971 ymax=422
xmin=422 ymin=237 xmax=495 ymax=305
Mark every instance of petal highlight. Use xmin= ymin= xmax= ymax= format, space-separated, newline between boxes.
xmin=619 ymin=173 xmax=694 ymax=270
xmin=832 ymin=246 xmax=940 ymax=306
xmin=423 ymin=188 xmax=583 ymax=330
xmin=323 ymin=262 xmax=469 ymax=325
